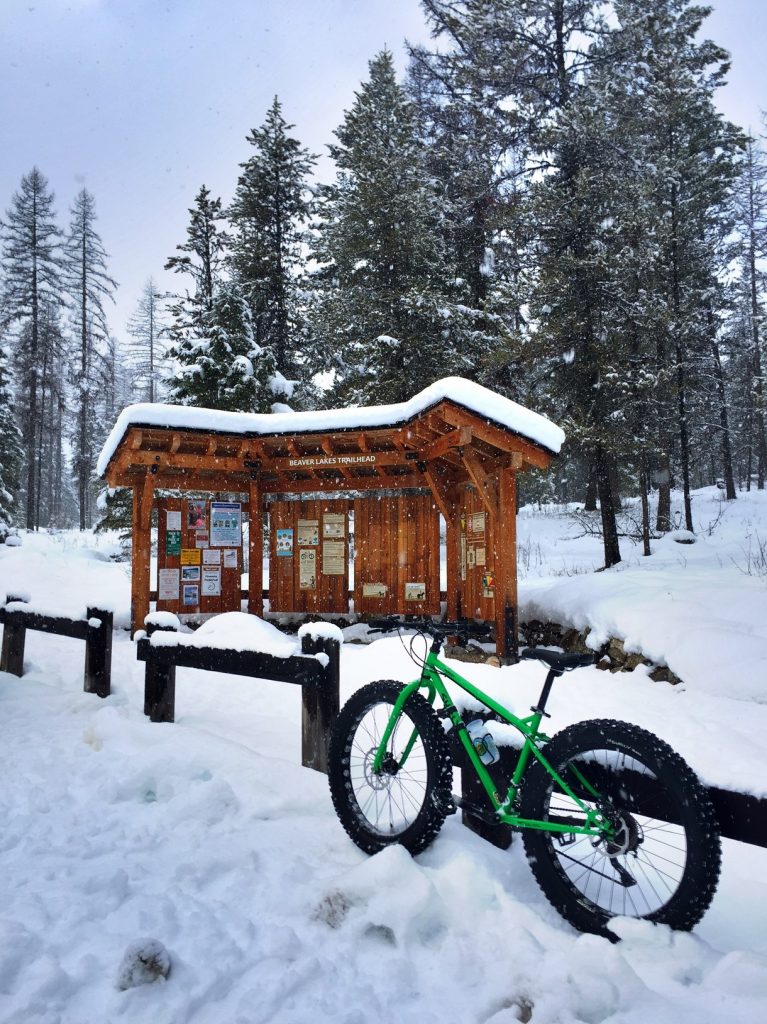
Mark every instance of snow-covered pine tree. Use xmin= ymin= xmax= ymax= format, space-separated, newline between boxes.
xmin=63 ymin=188 xmax=117 ymax=529
xmin=407 ymin=4 xmax=531 ymax=401
xmin=0 ymin=167 xmax=63 ymax=529
xmin=229 ymin=98 xmax=314 ymax=388
xmin=0 ymin=343 xmax=23 ymax=536
xmin=126 ymin=278 xmax=167 ymax=403
xmin=311 ymin=50 xmax=469 ymax=406
xmin=167 ymin=279 xmax=277 ymax=413
xmin=165 ymin=185 xmax=228 ymax=347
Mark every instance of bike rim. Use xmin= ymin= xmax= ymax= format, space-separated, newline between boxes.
xmin=347 ymin=700 xmax=430 ymax=837
xmin=546 ymin=748 xmax=689 ymax=918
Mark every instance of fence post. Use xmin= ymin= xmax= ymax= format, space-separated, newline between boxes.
xmin=144 ymin=619 xmax=177 ymax=722
xmin=300 ymin=633 xmax=341 ymax=773
xmin=0 ymin=595 xmax=29 ymax=677
xmin=84 ymin=607 xmax=114 ymax=698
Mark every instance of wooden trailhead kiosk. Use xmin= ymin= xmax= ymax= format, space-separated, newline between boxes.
xmin=97 ymin=377 xmax=564 ymax=658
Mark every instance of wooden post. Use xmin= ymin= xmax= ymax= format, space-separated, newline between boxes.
xmin=144 ymin=619 xmax=177 ymax=721
xmin=84 ymin=607 xmax=113 ymax=698
xmin=131 ymin=473 xmax=153 ymax=636
xmin=248 ymin=474 xmax=263 ymax=616
xmin=445 ymin=513 xmax=460 ymax=620
xmin=300 ymin=633 xmax=341 ymax=773
xmin=0 ymin=595 xmax=29 ymax=677
xmin=494 ymin=467 xmax=518 ymax=662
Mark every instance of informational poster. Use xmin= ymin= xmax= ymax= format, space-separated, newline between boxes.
xmin=181 ymin=565 xmax=200 ymax=582
xmin=460 ymin=534 xmax=467 ymax=581
xmin=187 ymin=502 xmax=206 ymax=529
xmin=322 ymin=540 xmax=345 ymax=575
xmin=362 ymin=583 xmax=387 ymax=598
xmin=182 ymin=584 xmax=199 ymax=606
xmin=210 ymin=501 xmax=242 ymax=547
xmin=323 ymin=513 xmax=345 ymax=539
xmin=297 ymin=519 xmax=319 ymax=546
xmin=180 ymin=548 xmax=201 ymax=566
xmin=467 ymin=546 xmax=476 ymax=569
xmin=166 ymin=530 xmax=181 ymax=556
xmin=201 ymin=568 xmax=221 ymax=597
xmin=482 ymin=571 xmax=495 ymax=599
xmin=223 ymin=549 xmax=238 ymax=569
xmin=166 ymin=510 xmax=182 ymax=531
xmin=405 ymin=581 xmax=426 ymax=602
xmin=202 ymin=548 xmax=221 ymax=565
xmin=299 ymin=548 xmax=316 ymax=589
xmin=276 ymin=528 xmax=294 ymax=556
xmin=158 ymin=568 xmax=180 ymax=601
xmin=475 ymin=546 xmax=486 ymax=567
xmin=195 ymin=533 xmax=209 ymax=549
xmin=468 ymin=512 xmax=486 ymax=539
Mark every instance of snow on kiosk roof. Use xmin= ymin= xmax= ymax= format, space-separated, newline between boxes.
xmin=97 ymin=377 xmax=563 ymax=477
xmin=101 ymin=376 xmax=564 ymax=656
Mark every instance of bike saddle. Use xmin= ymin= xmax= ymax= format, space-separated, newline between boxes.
xmin=520 ymin=647 xmax=596 ymax=673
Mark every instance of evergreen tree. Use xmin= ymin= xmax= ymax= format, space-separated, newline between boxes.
xmin=229 ymin=98 xmax=315 ymax=384
xmin=0 ymin=343 xmax=23 ymax=535
xmin=731 ymin=134 xmax=767 ymax=490
xmin=0 ymin=167 xmax=63 ymax=529
xmin=166 ymin=279 xmax=277 ymax=412
xmin=63 ymin=188 xmax=117 ymax=529
xmin=165 ymin=185 xmax=228 ymax=345
xmin=126 ymin=278 xmax=166 ymax=402
xmin=312 ymin=50 xmax=471 ymax=406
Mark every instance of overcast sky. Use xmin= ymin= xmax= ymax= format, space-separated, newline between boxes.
xmin=1 ymin=0 xmax=765 ymax=346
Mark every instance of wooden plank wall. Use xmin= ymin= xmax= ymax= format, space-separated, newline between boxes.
xmin=353 ymin=493 xmax=440 ymax=616
xmin=156 ymin=498 xmax=243 ymax=617
xmin=268 ymin=499 xmax=351 ymax=614
xmin=456 ymin=484 xmax=497 ymax=621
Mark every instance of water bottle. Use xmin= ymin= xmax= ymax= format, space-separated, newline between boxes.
xmin=466 ymin=718 xmax=500 ymax=766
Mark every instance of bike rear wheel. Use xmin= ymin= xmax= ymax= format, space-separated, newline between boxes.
xmin=519 ymin=719 xmax=721 ymax=937
xmin=328 ymin=680 xmax=453 ymax=855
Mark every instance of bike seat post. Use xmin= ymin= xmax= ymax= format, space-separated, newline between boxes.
xmin=530 ymin=667 xmax=560 ymax=719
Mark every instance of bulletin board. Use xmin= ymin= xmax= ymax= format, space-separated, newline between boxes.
xmin=156 ymin=498 xmax=243 ymax=617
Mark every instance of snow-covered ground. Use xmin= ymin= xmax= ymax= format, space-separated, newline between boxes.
xmin=1 ymin=487 xmax=766 ymax=1023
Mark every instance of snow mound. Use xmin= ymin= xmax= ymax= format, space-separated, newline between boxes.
xmin=115 ymin=938 xmax=171 ymax=990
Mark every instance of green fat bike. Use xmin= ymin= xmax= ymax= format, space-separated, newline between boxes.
xmin=327 ymin=618 xmax=721 ymax=937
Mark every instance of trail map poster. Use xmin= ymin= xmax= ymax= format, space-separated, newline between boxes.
xmin=210 ymin=502 xmax=242 ymax=547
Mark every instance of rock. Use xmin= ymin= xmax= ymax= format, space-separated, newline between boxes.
xmin=649 ymin=665 xmax=682 ymax=685
xmin=485 ymin=655 xmax=501 ymax=668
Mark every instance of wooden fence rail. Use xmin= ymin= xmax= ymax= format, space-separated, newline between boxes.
xmin=136 ymin=620 xmax=340 ymax=773
xmin=0 ymin=596 xmax=113 ymax=697
xmin=455 ymin=741 xmax=767 ymax=851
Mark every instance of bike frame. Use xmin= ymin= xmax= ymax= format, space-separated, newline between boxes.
xmin=372 ymin=646 xmax=612 ymax=839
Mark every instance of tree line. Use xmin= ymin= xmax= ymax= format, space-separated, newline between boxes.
xmin=1 ymin=0 xmax=766 ymax=569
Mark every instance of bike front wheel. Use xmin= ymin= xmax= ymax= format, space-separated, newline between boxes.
xmin=328 ymin=680 xmax=453 ymax=855
xmin=519 ymin=719 xmax=721 ymax=937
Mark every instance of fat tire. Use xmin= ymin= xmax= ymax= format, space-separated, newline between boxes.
xmin=519 ymin=718 xmax=721 ymax=937
xmin=328 ymin=680 xmax=453 ymax=855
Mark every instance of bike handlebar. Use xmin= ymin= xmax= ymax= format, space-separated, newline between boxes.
xmin=367 ymin=617 xmax=492 ymax=641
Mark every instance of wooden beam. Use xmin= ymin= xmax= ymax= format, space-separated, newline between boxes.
xmin=131 ymin=474 xmax=153 ymax=636
xmin=422 ymin=425 xmax=472 ymax=462
xmin=441 ymin=404 xmax=552 ymax=469
xmin=421 ymin=463 xmax=455 ymax=522
xmin=461 ymin=450 xmax=498 ymax=519
xmin=494 ymin=467 xmax=518 ymax=661
xmin=248 ymin=475 xmax=263 ymax=616
xmin=262 ymin=471 xmax=429 ymax=495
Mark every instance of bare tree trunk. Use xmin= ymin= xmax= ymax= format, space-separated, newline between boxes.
xmin=640 ymin=458 xmax=651 ymax=557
